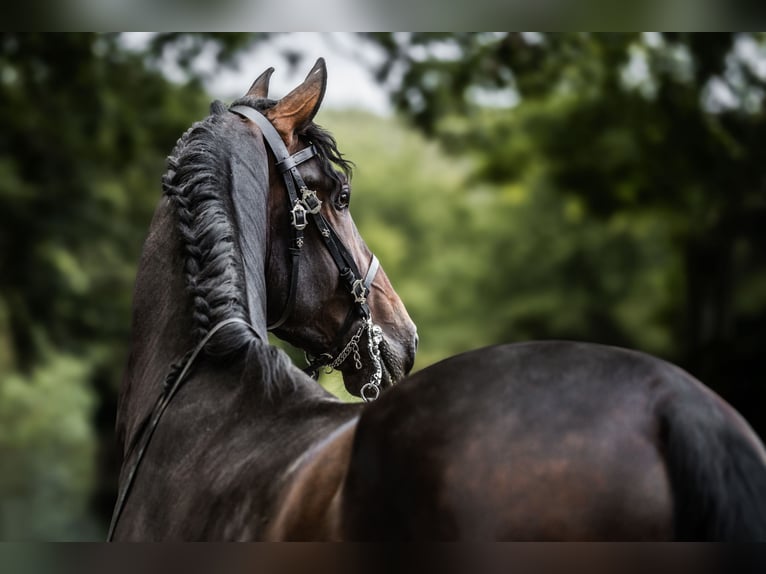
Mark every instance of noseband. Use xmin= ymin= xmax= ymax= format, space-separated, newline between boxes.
xmin=230 ymin=105 xmax=384 ymax=401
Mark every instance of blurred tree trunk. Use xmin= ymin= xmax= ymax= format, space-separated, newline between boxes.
xmin=684 ymin=234 xmax=734 ymax=356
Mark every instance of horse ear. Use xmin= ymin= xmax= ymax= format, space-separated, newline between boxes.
xmin=266 ymin=58 xmax=327 ymax=148
xmin=246 ymin=67 xmax=274 ymax=99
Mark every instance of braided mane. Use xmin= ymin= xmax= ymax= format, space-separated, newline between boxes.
xmin=162 ymin=101 xmax=250 ymax=353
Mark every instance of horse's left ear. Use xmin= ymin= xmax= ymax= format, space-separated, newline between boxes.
xmin=246 ymin=67 xmax=274 ymax=99
xmin=266 ymin=58 xmax=327 ymax=148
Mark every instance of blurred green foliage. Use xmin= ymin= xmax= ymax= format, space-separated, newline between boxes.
xmin=0 ymin=33 xmax=211 ymax=539
xmin=0 ymin=351 xmax=97 ymax=539
xmin=1 ymin=33 xmax=765 ymax=540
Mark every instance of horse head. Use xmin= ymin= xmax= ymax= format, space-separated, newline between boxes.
xmin=232 ymin=59 xmax=418 ymax=398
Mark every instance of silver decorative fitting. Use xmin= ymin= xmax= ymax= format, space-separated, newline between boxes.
xmin=300 ymin=187 xmax=322 ymax=214
xmin=361 ymin=382 xmax=380 ymax=402
xmin=290 ymin=202 xmax=308 ymax=230
xmin=351 ymin=279 xmax=368 ymax=304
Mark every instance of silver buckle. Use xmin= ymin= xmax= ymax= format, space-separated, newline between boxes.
xmin=351 ymin=279 xmax=368 ymax=304
xmin=290 ymin=202 xmax=308 ymax=230
xmin=300 ymin=187 xmax=322 ymax=214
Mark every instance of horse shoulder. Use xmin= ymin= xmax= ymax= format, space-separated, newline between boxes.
xmin=265 ymin=418 xmax=358 ymax=541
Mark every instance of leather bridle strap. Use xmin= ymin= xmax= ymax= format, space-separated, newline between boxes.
xmin=231 ymin=105 xmax=314 ymax=330
xmin=311 ymin=210 xmax=372 ymax=317
xmin=230 ymin=104 xmax=376 ymax=328
xmin=303 ymin=252 xmax=379 ymax=378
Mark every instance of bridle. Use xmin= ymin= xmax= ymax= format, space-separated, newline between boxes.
xmin=106 ymin=105 xmax=387 ymax=541
xmin=230 ymin=104 xmax=385 ymax=401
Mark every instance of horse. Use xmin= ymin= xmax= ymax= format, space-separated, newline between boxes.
xmin=110 ymin=59 xmax=766 ymax=541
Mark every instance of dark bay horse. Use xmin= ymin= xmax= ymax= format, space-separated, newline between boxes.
xmin=111 ymin=59 xmax=766 ymax=541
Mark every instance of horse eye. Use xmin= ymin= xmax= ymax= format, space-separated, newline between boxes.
xmin=336 ymin=186 xmax=351 ymax=210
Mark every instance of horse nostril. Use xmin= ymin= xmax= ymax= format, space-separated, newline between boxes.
xmin=413 ymin=333 xmax=419 ymax=353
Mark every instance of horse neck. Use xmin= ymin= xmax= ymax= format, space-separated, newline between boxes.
xmin=116 ymin=198 xmax=196 ymax=450
xmin=116 ymin=110 xmax=276 ymax=450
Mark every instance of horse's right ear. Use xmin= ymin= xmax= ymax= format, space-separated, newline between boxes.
xmin=266 ymin=58 xmax=327 ymax=149
xmin=246 ymin=67 xmax=274 ymax=99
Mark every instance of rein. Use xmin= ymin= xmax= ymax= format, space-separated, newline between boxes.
xmin=230 ymin=105 xmax=384 ymax=396
xmin=107 ymin=317 xmax=258 ymax=541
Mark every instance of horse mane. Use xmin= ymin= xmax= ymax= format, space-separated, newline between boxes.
xmin=162 ymin=101 xmax=253 ymax=354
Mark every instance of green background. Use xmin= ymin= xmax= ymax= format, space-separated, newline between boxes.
xmin=1 ymin=33 xmax=765 ymax=539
